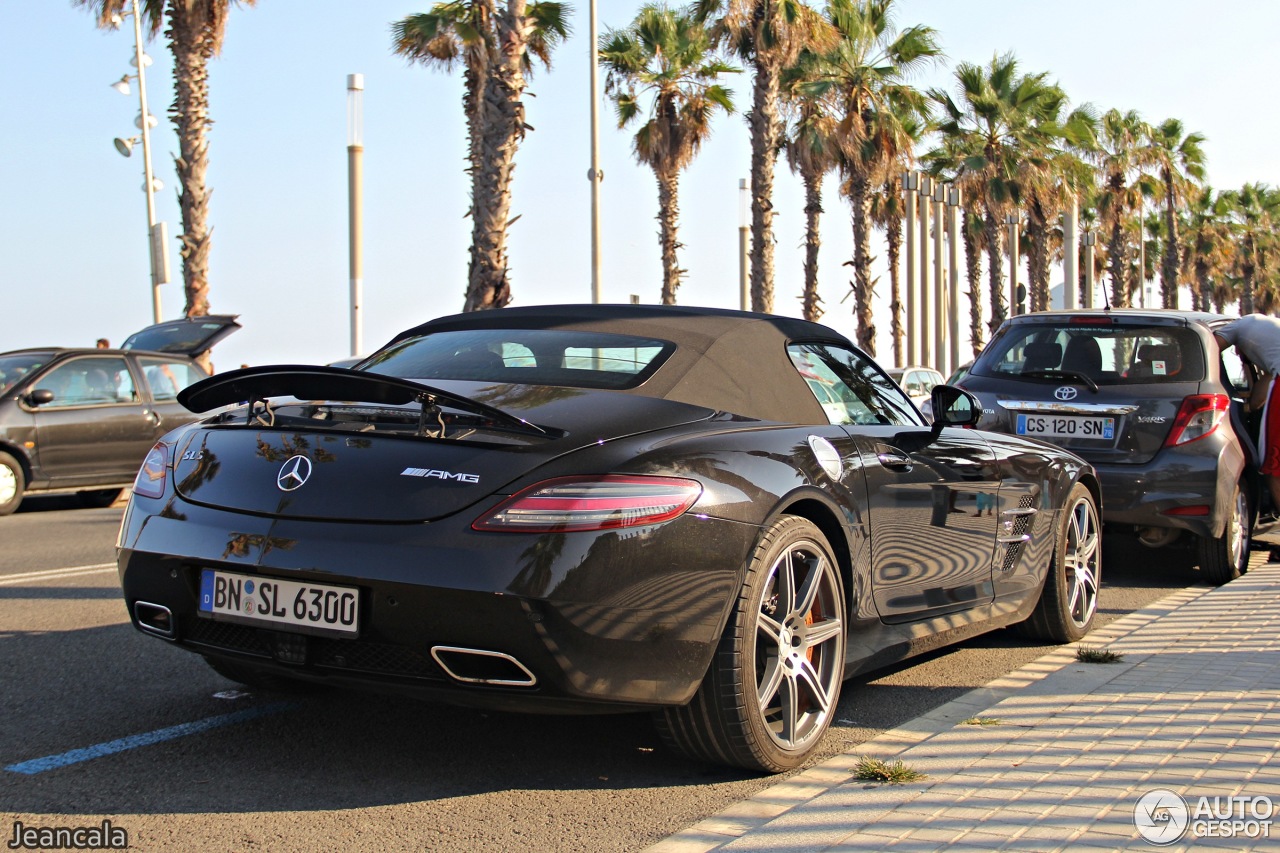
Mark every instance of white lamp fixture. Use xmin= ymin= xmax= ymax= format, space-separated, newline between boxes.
xmin=113 ymin=136 xmax=138 ymax=157
xmin=111 ymin=75 xmax=132 ymax=96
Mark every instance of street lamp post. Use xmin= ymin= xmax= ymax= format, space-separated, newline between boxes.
xmin=946 ymin=185 xmax=961 ymax=372
xmin=347 ymin=73 xmax=364 ymax=358
xmin=918 ymin=174 xmax=932 ymax=369
xmin=1082 ymin=231 xmax=1096 ymax=309
xmin=1062 ymin=195 xmax=1078 ymax=310
xmin=587 ymin=0 xmax=603 ymax=303
xmin=901 ymin=172 xmax=918 ymax=367
xmin=111 ymin=0 xmax=165 ymax=323
xmin=738 ymin=179 xmax=750 ymax=311
xmin=932 ymin=182 xmax=946 ymax=377
xmin=1006 ymin=214 xmax=1022 ymax=315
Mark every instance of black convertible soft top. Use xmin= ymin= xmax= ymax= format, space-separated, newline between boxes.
xmin=387 ymin=304 xmax=853 ymax=424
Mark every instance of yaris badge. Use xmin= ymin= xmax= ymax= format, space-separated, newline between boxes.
xmin=277 ymin=455 xmax=312 ymax=491
xmin=1054 ymin=386 xmax=1078 ymax=401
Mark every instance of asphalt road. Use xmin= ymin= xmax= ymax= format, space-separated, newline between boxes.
xmin=0 ymin=498 xmax=1218 ymax=852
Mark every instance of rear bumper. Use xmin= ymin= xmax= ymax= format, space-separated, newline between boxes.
xmin=117 ymin=496 xmax=759 ymax=711
xmin=1093 ymin=433 xmax=1245 ymax=540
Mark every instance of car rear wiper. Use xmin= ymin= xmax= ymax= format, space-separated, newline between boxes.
xmin=1019 ymin=369 xmax=1099 ymax=393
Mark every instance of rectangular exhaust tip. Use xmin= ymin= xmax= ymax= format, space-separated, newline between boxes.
xmin=134 ymin=601 xmax=176 ymax=638
xmin=430 ymin=646 xmax=536 ymax=687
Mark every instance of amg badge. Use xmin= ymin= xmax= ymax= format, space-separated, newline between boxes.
xmin=401 ymin=467 xmax=480 ymax=484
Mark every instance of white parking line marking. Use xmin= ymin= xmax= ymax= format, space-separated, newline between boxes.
xmin=0 ymin=564 xmax=116 ymax=586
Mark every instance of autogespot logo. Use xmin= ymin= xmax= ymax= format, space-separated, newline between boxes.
xmin=276 ymin=455 xmax=313 ymax=492
xmin=1054 ymin=386 xmax=1079 ymax=401
xmin=1134 ymin=789 xmax=1190 ymax=845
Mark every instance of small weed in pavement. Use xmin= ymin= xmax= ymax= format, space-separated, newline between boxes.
xmin=855 ymin=756 xmax=926 ymax=785
xmin=1076 ymin=646 xmax=1123 ymax=664
xmin=961 ymin=717 xmax=1002 ymax=726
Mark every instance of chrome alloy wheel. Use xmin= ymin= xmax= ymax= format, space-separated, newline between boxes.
xmin=753 ymin=541 xmax=844 ymax=752
xmin=1064 ymin=496 xmax=1101 ymax=629
xmin=0 ymin=463 xmax=16 ymax=506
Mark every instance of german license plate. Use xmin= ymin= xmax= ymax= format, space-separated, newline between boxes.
xmin=198 ymin=569 xmax=359 ymax=637
xmin=1016 ymin=414 xmax=1115 ymax=440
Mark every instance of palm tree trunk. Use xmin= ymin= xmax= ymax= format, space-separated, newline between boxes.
xmin=884 ymin=182 xmax=902 ymax=366
xmin=748 ymin=57 xmax=781 ymax=314
xmin=984 ymin=205 xmax=1005 ymax=336
xmin=1025 ymin=199 xmax=1049 ymax=312
xmin=963 ymin=210 xmax=984 ymax=356
xmin=465 ymin=0 xmax=528 ymax=312
xmin=166 ymin=3 xmax=216 ymax=330
xmin=848 ymin=172 xmax=875 ymax=355
xmin=800 ymin=167 xmax=823 ymax=322
xmin=1161 ymin=177 xmax=1179 ymax=309
xmin=656 ymin=169 xmax=682 ymax=304
xmin=1107 ymin=220 xmax=1128 ymax=307
xmin=1195 ymin=259 xmax=1211 ymax=313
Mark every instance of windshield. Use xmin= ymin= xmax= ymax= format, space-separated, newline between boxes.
xmin=973 ymin=323 xmax=1205 ymax=384
xmin=363 ymin=329 xmax=675 ymax=390
xmin=0 ymin=354 xmax=49 ymax=396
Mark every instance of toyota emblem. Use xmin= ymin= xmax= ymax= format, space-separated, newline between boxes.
xmin=277 ymin=455 xmax=313 ymax=491
xmin=1054 ymin=386 xmax=1078 ymax=401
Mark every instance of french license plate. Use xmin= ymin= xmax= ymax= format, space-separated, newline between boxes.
xmin=1016 ymin=414 xmax=1115 ymax=440
xmin=198 ymin=569 xmax=359 ymax=637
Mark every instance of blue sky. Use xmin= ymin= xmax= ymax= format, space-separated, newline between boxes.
xmin=2 ymin=1 xmax=1277 ymax=370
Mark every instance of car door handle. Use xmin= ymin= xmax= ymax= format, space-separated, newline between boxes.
xmin=877 ymin=451 xmax=913 ymax=471
xmin=144 ymin=410 xmax=161 ymax=426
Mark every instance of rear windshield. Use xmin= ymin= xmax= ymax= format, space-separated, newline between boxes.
xmin=974 ymin=323 xmax=1205 ymax=384
xmin=362 ymin=329 xmax=675 ymax=390
xmin=0 ymin=354 xmax=50 ymax=396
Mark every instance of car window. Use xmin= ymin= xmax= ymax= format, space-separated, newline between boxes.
xmin=0 ymin=354 xmax=48 ymax=396
xmin=139 ymin=357 xmax=206 ymax=401
xmin=363 ymin=329 xmax=675 ymax=390
xmin=974 ymin=323 xmax=1205 ymax=384
xmin=34 ymin=356 xmax=135 ymax=407
xmin=788 ymin=344 xmax=922 ymax=426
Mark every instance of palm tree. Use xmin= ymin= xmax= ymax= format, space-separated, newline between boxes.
xmin=929 ymin=53 xmax=1062 ymax=335
xmin=600 ymin=5 xmax=736 ymax=304
xmin=1182 ymin=187 xmax=1232 ymax=312
xmin=696 ymin=0 xmax=830 ymax=313
xmin=1094 ymin=108 xmax=1156 ymax=307
xmin=1227 ymin=183 xmax=1280 ymax=313
xmin=799 ymin=0 xmax=938 ymax=355
xmin=394 ymin=0 xmax=571 ymax=312
xmin=76 ymin=0 xmax=256 ymax=359
xmin=1147 ymin=118 xmax=1206 ymax=308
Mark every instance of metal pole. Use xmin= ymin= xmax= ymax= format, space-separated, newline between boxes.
xmin=588 ymin=0 xmax=603 ymax=303
xmin=347 ymin=74 xmax=364 ymax=358
xmin=130 ymin=0 xmax=161 ymax=323
xmin=919 ymin=175 xmax=932 ymax=369
xmin=946 ymin=185 xmax=961 ymax=372
xmin=932 ymin=184 xmax=946 ymax=377
xmin=1062 ymin=196 xmax=1078 ymax=310
xmin=1083 ymin=231 xmax=1095 ymax=309
xmin=902 ymin=172 xmax=918 ymax=367
xmin=738 ymin=179 xmax=750 ymax=311
xmin=1007 ymin=214 xmax=1021 ymax=315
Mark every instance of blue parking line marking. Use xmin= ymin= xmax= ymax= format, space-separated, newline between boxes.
xmin=5 ymin=701 xmax=298 ymax=775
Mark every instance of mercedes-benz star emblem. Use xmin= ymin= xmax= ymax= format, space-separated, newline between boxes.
xmin=277 ymin=455 xmax=313 ymax=491
xmin=1054 ymin=386 xmax=1079 ymax=401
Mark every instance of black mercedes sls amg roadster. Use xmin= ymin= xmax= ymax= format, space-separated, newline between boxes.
xmin=118 ymin=304 xmax=1101 ymax=772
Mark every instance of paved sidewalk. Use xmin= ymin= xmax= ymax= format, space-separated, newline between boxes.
xmin=652 ymin=555 xmax=1280 ymax=852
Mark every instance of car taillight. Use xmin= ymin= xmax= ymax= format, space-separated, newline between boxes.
xmin=133 ymin=443 xmax=171 ymax=499
xmin=1164 ymin=394 xmax=1230 ymax=447
xmin=472 ymin=475 xmax=703 ymax=533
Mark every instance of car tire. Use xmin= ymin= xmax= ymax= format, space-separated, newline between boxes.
xmin=0 ymin=451 xmax=25 ymax=516
xmin=1198 ymin=481 xmax=1250 ymax=585
xmin=655 ymin=516 xmax=846 ymax=773
xmin=1016 ymin=483 xmax=1101 ymax=643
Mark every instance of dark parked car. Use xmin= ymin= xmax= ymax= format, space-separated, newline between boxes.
xmin=0 ymin=316 xmax=239 ymax=514
xmin=959 ymin=308 xmax=1275 ymax=584
xmin=118 ymin=304 xmax=1099 ymax=772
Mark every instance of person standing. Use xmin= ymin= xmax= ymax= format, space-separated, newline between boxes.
xmin=1215 ymin=313 xmax=1280 ymax=513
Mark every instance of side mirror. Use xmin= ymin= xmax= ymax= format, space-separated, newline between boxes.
xmin=25 ymin=389 xmax=55 ymax=407
xmin=930 ymin=385 xmax=980 ymax=427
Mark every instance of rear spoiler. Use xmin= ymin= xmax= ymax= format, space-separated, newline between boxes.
xmin=177 ymin=364 xmax=548 ymax=435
